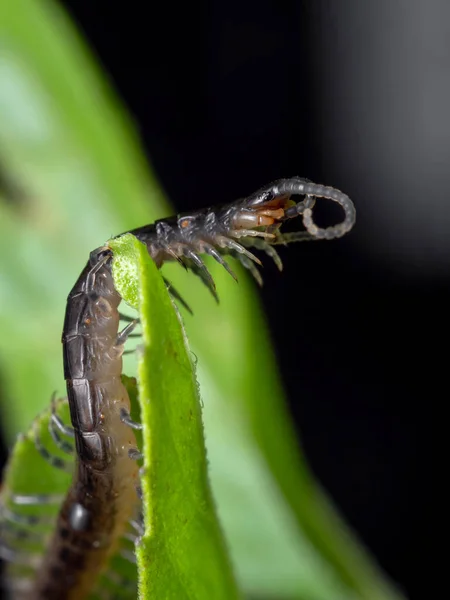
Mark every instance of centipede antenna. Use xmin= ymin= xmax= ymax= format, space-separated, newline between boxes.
xmin=204 ymin=244 xmax=238 ymax=282
xmin=123 ymin=349 xmax=137 ymax=356
xmin=163 ymin=277 xmax=193 ymax=315
xmin=283 ymin=193 xmax=316 ymax=219
xmin=280 ymin=179 xmax=356 ymax=240
xmin=127 ymin=333 xmax=142 ymax=339
xmin=116 ymin=319 xmax=139 ymax=346
xmin=120 ymin=408 xmax=143 ymax=430
xmin=128 ymin=448 xmax=144 ymax=461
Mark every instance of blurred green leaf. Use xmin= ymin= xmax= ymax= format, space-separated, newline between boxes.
xmin=0 ymin=396 xmax=137 ymax=599
xmin=110 ymin=233 xmax=240 ymax=600
xmin=0 ymin=1 xmax=405 ymax=599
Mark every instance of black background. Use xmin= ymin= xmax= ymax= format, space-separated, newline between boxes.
xmin=3 ymin=2 xmax=444 ymax=598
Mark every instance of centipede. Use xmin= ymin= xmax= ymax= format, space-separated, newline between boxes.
xmin=127 ymin=177 xmax=355 ymax=296
xmin=0 ymin=177 xmax=355 ymax=599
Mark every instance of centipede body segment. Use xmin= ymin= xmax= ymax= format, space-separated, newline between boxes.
xmin=30 ymin=249 xmax=141 ymax=599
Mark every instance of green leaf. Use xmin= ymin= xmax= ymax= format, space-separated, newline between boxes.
xmin=110 ymin=234 xmax=240 ymax=600
xmin=0 ymin=396 xmax=138 ymax=599
xmin=0 ymin=1 xmax=405 ymax=599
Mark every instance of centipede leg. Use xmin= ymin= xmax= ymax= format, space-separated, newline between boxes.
xmin=86 ymin=251 xmax=112 ymax=291
xmin=128 ymin=448 xmax=144 ymax=461
xmin=49 ymin=400 xmax=75 ymax=456
xmin=1 ymin=575 xmax=34 ymax=598
xmin=241 ymin=238 xmax=283 ymax=271
xmin=0 ymin=520 xmax=44 ymax=544
xmin=129 ymin=517 xmax=144 ymax=538
xmin=0 ymin=542 xmax=17 ymax=562
xmin=0 ymin=504 xmax=55 ymax=527
xmin=50 ymin=411 xmax=74 ymax=438
xmin=116 ymin=319 xmax=139 ymax=345
xmin=185 ymin=261 xmax=220 ymax=302
xmin=123 ymin=349 xmax=137 ymax=356
xmin=230 ymin=228 xmax=275 ymax=240
xmin=7 ymin=493 xmax=63 ymax=507
xmin=33 ymin=424 xmax=72 ymax=472
xmin=123 ymin=533 xmax=139 ymax=546
xmin=100 ymin=569 xmax=136 ymax=598
xmin=120 ymin=408 xmax=143 ymax=430
xmin=183 ymin=248 xmax=219 ymax=302
xmin=271 ymin=230 xmax=319 ymax=244
xmin=218 ymin=237 xmax=263 ymax=267
xmin=203 ymin=244 xmax=238 ymax=282
xmin=230 ymin=250 xmax=264 ymax=286
xmin=0 ymin=544 xmax=41 ymax=567
xmin=135 ymin=484 xmax=143 ymax=500
xmin=118 ymin=313 xmax=137 ymax=323
xmin=163 ymin=277 xmax=193 ymax=315
xmin=119 ymin=548 xmax=137 ymax=564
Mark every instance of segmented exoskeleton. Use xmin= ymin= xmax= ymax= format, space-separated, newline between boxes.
xmin=30 ymin=248 xmax=142 ymax=599
xmin=128 ymin=177 xmax=355 ymax=295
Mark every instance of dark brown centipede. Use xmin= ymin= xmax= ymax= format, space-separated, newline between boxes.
xmin=30 ymin=248 xmax=141 ymax=599
xmin=1 ymin=177 xmax=355 ymax=598
xmin=127 ymin=177 xmax=355 ymax=296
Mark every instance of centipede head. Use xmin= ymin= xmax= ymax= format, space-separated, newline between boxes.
xmin=231 ymin=199 xmax=290 ymax=232
xmin=123 ymin=177 xmax=355 ymax=302
xmin=227 ymin=179 xmax=306 ymax=240
xmin=228 ymin=176 xmax=354 ymax=244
